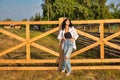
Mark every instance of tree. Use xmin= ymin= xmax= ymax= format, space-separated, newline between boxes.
xmin=3 ymin=18 xmax=12 ymax=21
xmin=42 ymin=0 xmax=110 ymax=20
xmin=30 ymin=16 xmax=35 ymax=21
xmin=22 ymin=19 xmax=28 ymax=21
xmin=34 ymin=12 xmax=41 ymax=21
xmin=42 ymin=0 xmax=83 ymax=20
xmin=29 ymin=12 xmax=41 ymax=21
xmin=109 ymin=2 xmax=120 ymax=18
xmin=42 ymin=0 xmax=56 ymax=20
xmin=99 ymin=0 xmax=109 ymax=19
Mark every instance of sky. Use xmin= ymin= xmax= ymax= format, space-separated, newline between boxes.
xmin=0 ymin=0 xmax=119 ymax=21
xmin=0 ymin=0 xmax=44 ymax=21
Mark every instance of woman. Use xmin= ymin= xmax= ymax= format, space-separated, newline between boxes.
xmin=57 ymin=18 xmax=79 ymax=76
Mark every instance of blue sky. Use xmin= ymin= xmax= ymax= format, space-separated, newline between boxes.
xmin=0 ymin=0 xmax=119 ymax=21
xmin=0 ymin=0 xmax=44 ymax=21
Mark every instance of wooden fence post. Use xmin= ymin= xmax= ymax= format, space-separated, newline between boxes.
xmin=58 ymin=17 xmax=65 ymax=70
xmin=100 ymin=22 xmax=104 ymax=59
xmin=26 ymin=23 xmax=30 ymax=59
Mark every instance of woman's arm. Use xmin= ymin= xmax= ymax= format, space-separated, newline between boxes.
xmin=57 ymin=30 xmax=66 ymax=42
xmin=57 ymin=30 xmax=62 ymax=41
xmin=72 ymin=27 xmax=79 ymax=40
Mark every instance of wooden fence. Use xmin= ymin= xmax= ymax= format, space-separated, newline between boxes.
xmin=0 ymin=18 xmax=120 ymax=70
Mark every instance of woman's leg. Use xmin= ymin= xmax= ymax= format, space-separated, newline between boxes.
xmin=62 ymin=40 xmax=68 ymax=71
xmin=65 ymin=40 xmax=73 ymax=73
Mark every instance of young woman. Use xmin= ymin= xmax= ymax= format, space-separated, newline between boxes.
xmin=57 ymin=18 xmax=79 ymax=75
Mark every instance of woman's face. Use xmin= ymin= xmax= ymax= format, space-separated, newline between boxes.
xmin=65 ymin=19 xmax=70 ymax=26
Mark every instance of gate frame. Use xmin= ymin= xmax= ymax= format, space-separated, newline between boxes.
xmin=0 ymin=18 xmax=120 ymax=70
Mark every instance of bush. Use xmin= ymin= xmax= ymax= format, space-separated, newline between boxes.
xmin=0 ymin=25 xmax=4 ymax=28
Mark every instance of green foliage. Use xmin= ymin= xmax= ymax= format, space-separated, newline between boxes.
xmin=30 ymin=16 xmax=35 ymax=21
xmin=0 ymin=25 xmax=3 ymax=28
xmin=22 ymin=19 xmax=28 ymax=21
xmin=30 ymin=12 xmax=41 ymax=21
xmin=109 ymin=2 xmax=120 ymax=19
xmin=42 ymin=0 xmax=110 ymax=20
xmin=3 ymin=18 xmax=12 ymax=21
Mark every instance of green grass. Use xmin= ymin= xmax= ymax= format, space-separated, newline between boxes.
xmin=79 ymin=26 xmax=120 ymax=33
xmin=0 ymin=29 xmax=59 ymax=59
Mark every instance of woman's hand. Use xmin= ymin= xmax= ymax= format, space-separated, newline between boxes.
xmin=70 ymin=38 xmax=74 ymax=42
xmin=61 ymin=38 xmax=66 ymax=41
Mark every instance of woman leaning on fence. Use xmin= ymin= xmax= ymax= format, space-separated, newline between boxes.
xmin=57 ymin=18 xmax=79 ymax=76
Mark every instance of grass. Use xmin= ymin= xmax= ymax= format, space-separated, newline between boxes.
xmin=0 ymin=70 xmax=120 ymax=80
xmin=0 ymin=29 xmax=59 ymax=59
xmin=0 ymin=28 xmax=120 ymax=80
xmin=79 ymin=26 xmax=120 ymax=33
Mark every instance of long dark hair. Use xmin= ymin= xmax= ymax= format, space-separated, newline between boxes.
xmin=62 ymin=18 xmax=73 ymax=30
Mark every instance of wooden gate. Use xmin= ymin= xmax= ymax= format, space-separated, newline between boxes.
xmin=0 ymin=18 xmax=120 ymax=70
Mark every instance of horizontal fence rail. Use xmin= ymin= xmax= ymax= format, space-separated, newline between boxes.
xmin=0 ymin=18 xmax=120 ymax=70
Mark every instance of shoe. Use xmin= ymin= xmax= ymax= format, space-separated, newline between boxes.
xmin=61 ymin=70 xmax=65 ymax=73
xmin=66 ymin=73 xmax=70 ymax=76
